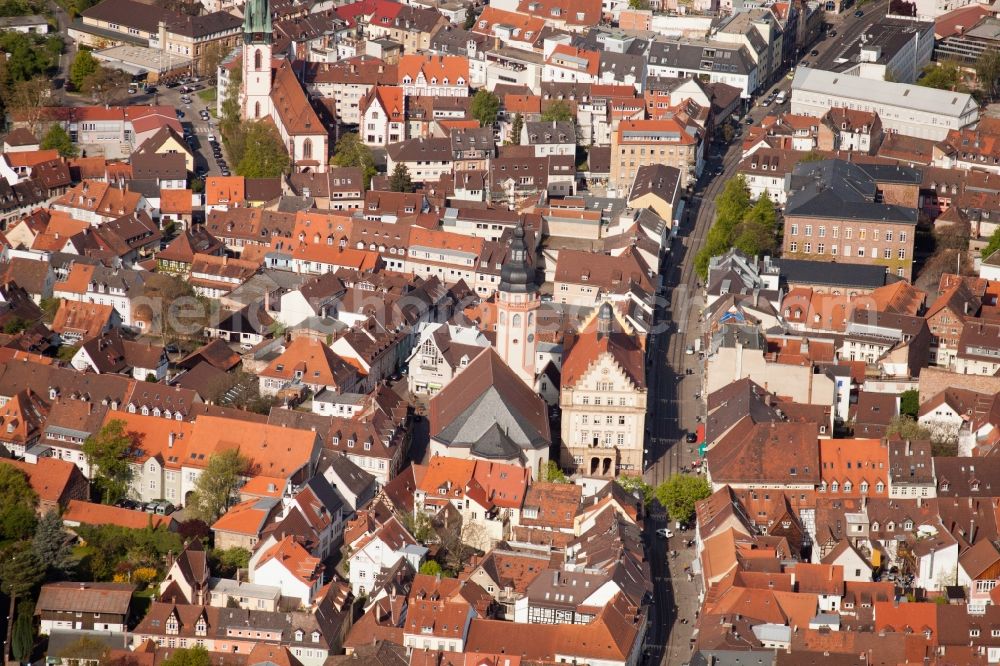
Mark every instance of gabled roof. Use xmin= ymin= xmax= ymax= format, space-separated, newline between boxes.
xmin=51 ymin=300 xmax=115 ymax=340
xmin=707 ymin=421 xmax=820 ymax=485
xmin=157 ymin=226 xmax=224 ymax=264
xmin=212 ymin=497 xmax=281 ymax=536
xmin=0 ymin=457 xmax=85 ymax=505
xmin=561 ymin=304 xmax=645 ymax=390
xmin=397 ymin=55 xmax=469 ymax=87
xmin=429 ymin=348 xmax=550 ymax=455
xmin=37 ymin=582 xmax=136 ymax=614
xmin=260 ymin=337 xmax=356 ymax=390
xmin=417 ymin=457 xmax=530 ymax=510
xmin=256 ymin=535 xmax=323 ymax=585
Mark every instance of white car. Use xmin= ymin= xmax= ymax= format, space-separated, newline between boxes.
xmin=656 ymin=528 xmax=674 ymax=538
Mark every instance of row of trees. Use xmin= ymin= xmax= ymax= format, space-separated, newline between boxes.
xmin=695 ymin=175 xmax=779 ymax=278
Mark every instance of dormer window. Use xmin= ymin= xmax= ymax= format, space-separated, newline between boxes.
xmin=904 ymin=520 xmax=913 ymax=530
xmin=195 ymin=617 xmax=207 ymax=637
xmin=312 ymin=631 xmax=320 ymax=643
xmin=295 ymin=630 xmax=304 ymax=641
xmin=166 ymin=614 xmax=179 ymax=635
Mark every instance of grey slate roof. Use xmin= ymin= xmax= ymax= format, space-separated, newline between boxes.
xmin=773 ymin=257 xmax=894 ymax=290
xmin=324 ymin=453 xmax=376 ymax=497
xmin=647 ymin=39 xmax=756 ymax=76
xmin=785 ymin=159 xmax=919 ymax=223
xmin=524 ymin=121 xmax=575 ymax=145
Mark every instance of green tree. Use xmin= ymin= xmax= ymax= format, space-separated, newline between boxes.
xmin=236 ymin=122 xmax=290 ymax=178
xmin=82 ymin=65 xmax=131 ymax=106
xmin=900 ymin=389 xmax=920 ymax=419
xmin=0 ymin=543 xmax=46 ymax=597
xmin=654 ymin=474 xmax=710 ymax=525
xmin=388 ymin=162 xmax=413 ymax=193
xmin=885 ymin=415 xmax=931 ymax=440
xmin=401 ymin=509 xmax=433 ymax=542
xmin=470 ymin=89 xmax=500 ymax=128
xmin=982 ymin=226 xmax=1000 ymax=259
xmin=540 ymin=100 xmax=573 ymax=123
xmin=463 ymin=5 xmax=476 ymax=29
xmin=695 ymin=175 xmax=753 ymax=278
xmin=733 ymin=195 xmax=778 ymax=257
xmin=40 ymin=123 xmax=78 ymax=158
xmin=419 ymin=559 xmax=443 ymax=576
xmin=187 ymin=449 xmax=249 ymax=523
xmin=0 ymin=33 xmax=45 ymax=86
xmin=161 ymin=646 xmax=211 ymax=666
xmin=11 ymin=600 xmax=34 ymax=663
xmin=219 ymin=58 xmax=243 ymax=137
xmin=0 ymin=464 xmax=37 ymax=540
xmin=2 ymin=317 xmax=28 ymax=334
xmin=918 ymin=60 xmax=966 ymax=92
xmin=628 ymin=0 xmax=650 ymax=8
xmin=39 ymin=297 xmax=60 ymax=323
xmin=799 ymin=150 xmax=826 ymax=162
xmin=217 ymin=546 xmax=251 ymax=572
xmin=541 ymin=460 xmax=568 ymax=483
xmin=331 ymin=132 xmax=377 ymax=190
xmin=617 ymin=474 xmax=654 ymax=505
xmin=69 ymin=49 xmax=98 ymax=90
xmin=32 ymin=510 xmax=75 ymax=578
xmin=82 ymin=419 xmax=135 ymax=505
xmin=976 ymin=49 xmax=1000 ymax=100
xmin=510 ymin=112 xmax=523 ymax=145
xmin=76 ymin=523 xmax=182 ymax=581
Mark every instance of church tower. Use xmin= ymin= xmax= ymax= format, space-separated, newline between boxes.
xmin=241 ymin=0 xmax=272 ymax=121
xmin=496 ymin=222 xmax=540 ymax=386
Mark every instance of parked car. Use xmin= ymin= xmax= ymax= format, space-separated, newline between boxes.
xmin=810 ymin=49 xmax=819 ymax=56
xmin=656 ymin=528 xmax=675 ymax=538
xmin=685 ymin=432 xmax=698 ymax=443
xmin=854 ymin=9 xmax=863 ymax=16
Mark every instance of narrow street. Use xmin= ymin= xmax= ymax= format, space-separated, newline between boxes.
xmin=640 ymin=8 xmax=893 ymax=662
xmin=642 ymin=133 xmax=742 ymax=666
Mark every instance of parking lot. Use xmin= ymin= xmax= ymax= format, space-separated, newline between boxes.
xmin=132 ymin=79 xmax=231 ymax=180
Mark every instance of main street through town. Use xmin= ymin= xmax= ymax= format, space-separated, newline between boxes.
xmin=640 ymin=3 xmax=892 ymax=664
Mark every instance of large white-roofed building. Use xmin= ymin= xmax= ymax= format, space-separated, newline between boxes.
xmin=790 ymin=66 xmax=978 ymax=141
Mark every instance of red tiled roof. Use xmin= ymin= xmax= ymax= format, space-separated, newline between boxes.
xmin=63 ymin=500 xmax=172 ymax=530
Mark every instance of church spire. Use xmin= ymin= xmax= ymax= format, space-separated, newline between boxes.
xmin=243 ymin=0 xmax=272 ymax=44
xmin=499 ymin=222 xmax=536 ymax=294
